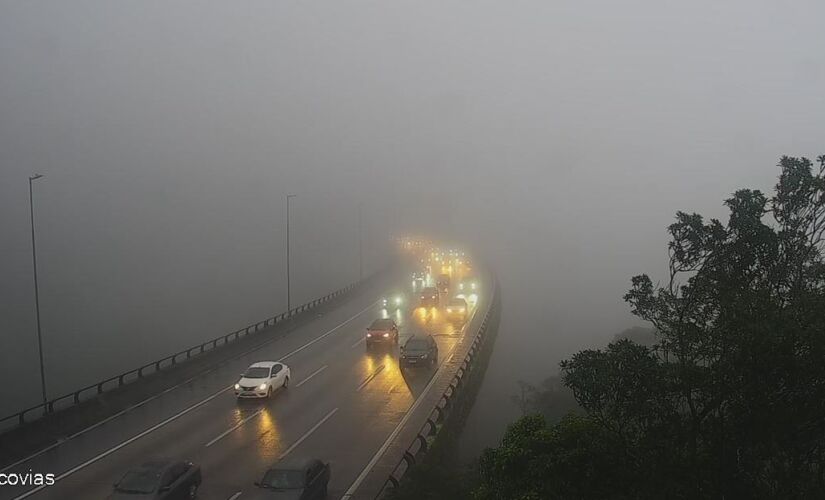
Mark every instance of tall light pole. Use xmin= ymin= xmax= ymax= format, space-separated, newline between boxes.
xmin=358 ymin=203 xmax=363 ymax=281
xmin=286 ymin=194 xmax=296 ymax=311
xmin=28 ymin=174 xmax=48 ymax=409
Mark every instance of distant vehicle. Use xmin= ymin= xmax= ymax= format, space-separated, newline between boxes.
xmin=419 ymin=287 xmax=439 ymax=308
xmin=445 ymin=297 xmax=469 ymax=323
xmin=252 ymin=458 xmax=330 ymax=500
xmin=367 ymin=318 xmax=399 ymax=346
xmin=437 ymin=273 xmax=450 ymax=293
xmin=458 ymin=279 xmax=478 ymax=293
xmin=381 ymin=293 xmax=404 ymax=311
xmin=112 ymin=460 xmax=201 ymax=499
xmin=400 ymin=335 xmax=439 ymax=368
xmin=235 ymin=361 xmax=290 ymax=398
xmin=412 ymin=271 xmax=426 ymax=291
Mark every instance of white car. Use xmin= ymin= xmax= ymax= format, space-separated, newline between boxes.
xmin=234 ymin=361 xmax=290 ymax=398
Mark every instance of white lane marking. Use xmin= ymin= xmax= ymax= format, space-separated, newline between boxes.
xmin=205 ymin=409 xmax=264 ymax=448
xmin=13 ymin=385 xmax=231 ymax=500
xmin=341 ymin=304 xmax=480 ymax=499
xmin=356 ymin=364 xmax=386 ymax=392
xmin=279 ymin=407 xmax=339 ymax=459
xmin=350 ymin=336 xmax=366 ymax=348
xmin=11 ymin=301 xmax=378 ymax=499
xmin=1 ymin=299 xmax=378 ymax=473
xmin=227 ymin=492 xmax=243 ymax=500
xmin=295 ymin=365 xmax=328 ymax=388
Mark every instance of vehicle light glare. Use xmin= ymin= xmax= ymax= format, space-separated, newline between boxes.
xmin=258 ymin=383 xmax=267 ymax=390
xmin=234 ymin=383 xmax=240 ymax=390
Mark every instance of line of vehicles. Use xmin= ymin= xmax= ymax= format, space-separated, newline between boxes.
xmin=107 ymin=241 xmax=476 ymax=499
xmin=111 ymin=458 xmax=329 ymax=499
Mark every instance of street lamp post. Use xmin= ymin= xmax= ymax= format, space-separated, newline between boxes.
xmin=28 ymin=174 xmax=48 ymax=409
xmin=286 ymin=194 xmax=296 ymax=311
xmin=358 ymin=203 xmax=363 ymax=281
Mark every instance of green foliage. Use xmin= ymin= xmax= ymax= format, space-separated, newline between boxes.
xmin=474 ymin=414 xmax=632 ymax=500
xmin=474 ymin=155 xmax=825 ymax=499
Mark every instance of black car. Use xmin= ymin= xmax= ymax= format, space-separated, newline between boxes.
xmin=251 ymin=458 xmax=331 ymax=500
xmin=111 ymin=460 xmax=201 ymax=499
xmin=400 ymin=335 xmax=439 ymax=368
xmin=366 ymin=318 xmax=399 ymax=346
xmin=419 ymin=287 xmax=439 ymax=308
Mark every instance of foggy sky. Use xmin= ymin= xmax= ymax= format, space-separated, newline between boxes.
xmin=2 ymin=0 xmax=824 ymax=425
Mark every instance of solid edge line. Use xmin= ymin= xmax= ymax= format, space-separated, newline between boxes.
xmin=11 ymin=301 xmax=378 ymax=499
xmin=1 ymin=299 xmax=377 ymax=473
xmin=340 ymin=304 xmax=480 ymax=499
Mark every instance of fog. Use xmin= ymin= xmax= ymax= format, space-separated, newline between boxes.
xmin=1 ymin=0 xmax=823 ymax=449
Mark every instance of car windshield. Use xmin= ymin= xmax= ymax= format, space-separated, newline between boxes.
xmin=115 ymin=469 xmax=161 ymax=494
xmin=405 ymin=339 xmax=429 ymax=350
xmin=244 ymin=367 xmax=270 ymax=378
xmin=261 ymin=469 xmax=305 ymax=489
xmin=370 ymin=319 xmax=393 ymax=330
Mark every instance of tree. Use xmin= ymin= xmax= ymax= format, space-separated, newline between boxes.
xmin=474 ymin=155 xmax=825 ymax=499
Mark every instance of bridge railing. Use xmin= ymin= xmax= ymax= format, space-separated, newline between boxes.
xmin=0 ymin=275 xmax=374 ymax=433
xmin=372 ymin=276 xmax=501 ymax=498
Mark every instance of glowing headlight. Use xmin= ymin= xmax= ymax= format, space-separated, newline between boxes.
xmin=383 ymin=333 xmax=389 ymax=338
xmin=471 ymin=282 xmax=477 ymax=290
xmin=459 ymin=283 xmax=465 ymax=290
xmin=258 ymin=383 xmax=267 ymax=390
xmin=234 ymin=383 xmax=240 ymax=390
xmin=395 ymin=297 xmax=402 ymax=305
xmin=421 ymin=353 xmax=428 ymax=359
xmin=447 ymin=307 xmax=453 ymax=313
xmin=367 ymin=332 xmax=372 ymax=337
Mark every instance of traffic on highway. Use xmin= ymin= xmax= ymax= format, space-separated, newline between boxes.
xmin=0 ymin=238 xmax=485 ymax=500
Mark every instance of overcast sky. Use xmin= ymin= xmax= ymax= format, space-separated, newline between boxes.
xmin=1 ymin=1 xmax=823 ymax=419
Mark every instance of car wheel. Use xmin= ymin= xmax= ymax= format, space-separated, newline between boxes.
xmin=283 ymin=376 xmax=289 ymax=388
xmin=188 ymin=483 xmax=198 ymax=499
xmin=267 ymin=386 xmax=273 ymax=398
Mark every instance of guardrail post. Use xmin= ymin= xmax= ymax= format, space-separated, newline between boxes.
xmin=416 ymin=434 xmax=428 ymax=453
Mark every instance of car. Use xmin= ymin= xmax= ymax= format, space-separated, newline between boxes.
xmin=419 ymin=286 xmax=439 ymax=308
xmin=235 ymin=361 xmax=290 ymax=398
xmin=366 ymin=318 xmax=399 ymax=346
xmin=436 ymin=273 xmax=450 ymax=293
xmin=445 ymin=297 xmax=469 ymax=322
xmin=381 ymin=293 xmax=404 ymax=311
xmin=458 ymin=279 xmax=478 ymax=293
xmin=400 ymin=334 xmax=439 ymax=368
xmin=112 ymin=460 xmax=201 ymax=499
xmin=252 ymin=458 xmax=330 ymax=500
xmin=411 ymin=271 xmax=426 ymax=291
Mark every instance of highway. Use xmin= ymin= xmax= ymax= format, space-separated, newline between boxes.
xmin=0 ymin=251 xmax=487 ymax=500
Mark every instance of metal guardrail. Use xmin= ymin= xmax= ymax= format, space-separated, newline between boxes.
xmin=0 ymin=277 xmax=370 ymax=431
xmin=377 ymin=277 xmax=501 ymax=496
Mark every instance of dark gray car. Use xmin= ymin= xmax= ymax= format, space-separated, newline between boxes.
xmin=400 ymin=335 xmax=438 ymax=368
xmin=111 ymin=460 xmax=201 ymax=499
xmin=250 ymin=458 xmax=331 ymax=500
